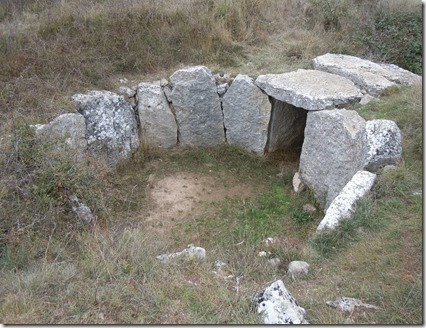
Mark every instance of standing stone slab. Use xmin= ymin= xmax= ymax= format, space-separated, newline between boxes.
xmin=136 ymin=83 xmax=177 ymax=148
xmin=299 ymin=109 xmax=367 ymax=209
xmin=169 ymin=66 xmax=225 ymax=146
xmin=222 ymin=74 xmax=271 ymax=154
xmin=267 ymin=99 xmax=307 ymax=153
xmin=32 ymin=113 xmax=87 ymax=156
xmin=316 ymin=170 xmax=376 ymax=232
xmin=312 ymin=53 xmax=421 ymax=95
xmin=363 ymin=119 xmax=402 ymax=172
xmin=255 ymin=69 xmax=362 ymax=111
xmin=72 ymin=90 xmax=139 ymax=163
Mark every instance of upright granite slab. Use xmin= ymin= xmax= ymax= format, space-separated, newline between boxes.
xmin=222 ymin=74 xmax=271 ymax=154
xmin=267 ymin=99 xmax=307 ymax=153
xmin=255 ymin=69 xmax=362 ymax=111
xmin=168 ymin=66 xmax=225 ymax=146
xmin=299 ymin=109 xmax=367 ymax=209
xmin=312 ymin=53 xmax=421 ymax=95
xmin=136 ymin=83 xmax=177 ymax=148
xmin=72 ymin=90 xmax=139 ymax=163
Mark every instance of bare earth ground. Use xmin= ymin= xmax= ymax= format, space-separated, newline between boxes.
xmin=142 ymin=172 xmax=255 ymax=238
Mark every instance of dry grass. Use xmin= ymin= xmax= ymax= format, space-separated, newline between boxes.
xmin=0 ymin=0 xmax=422 ymax=324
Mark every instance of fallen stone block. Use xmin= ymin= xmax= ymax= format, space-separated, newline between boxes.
xmin=316 ymin=170 xmax=376 ymax=232
xmin=326 ymin=297 xmax=380 ymax=313
xmin=156 ymin=244 xmax=206 ymax=262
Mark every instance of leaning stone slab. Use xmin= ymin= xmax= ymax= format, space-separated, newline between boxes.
xmin=72 ymin=90 xmax=139 ymax=163
xmin=253 ymin=280 xmax=309 ymax=324
xmin=156 ymin=244 xmax=206 ymax=262
xmin=255 ymin=69 xmax=362 ymax=111
xmin=299 ymin=109 xmax=367 ymax=209
xmin=222 ymin=74 xmax=271 ymax=154
xmin=326 ymin=297 xmax=380 ymax=313
xmin=363 ymin=119 xmax=402 ymax=172
xmin=32 ymin=113 xmax=87 ymax=156
xmin=312 ymin=53 xmax=421 ymax=95
xmin=169 ymin=66 xmax=225 ymax=146
xmin=316 ymin=170 xmax=376 ymax=232
xmin=136 ymin=83 xmax=177 ymax=148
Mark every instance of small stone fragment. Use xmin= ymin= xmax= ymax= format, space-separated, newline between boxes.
xmin=217 ymin=83 xmax=228 ymax=96
xmin=382 ymin=165 xmax=397 ymax=172
xmin=214 ymin=260 xmax=227 ymax=270
xmin=326 ymin=297 xmax=380 ymax=313
xmin=253 ymin=280 xmax=308 ymax=324
xmin=293 ymin=172 xmax=305 ymax=193
xmin=156 ymin=244 xmax=206 ymax=262
xmin=287 ymin=261 xmax=309 ymax=280
xmin=258 ymin=251 xmax=267 ymax=257
xmin=69 ymin=195 xmax=94 ymax=224
xmin=263 ymin=237 xmax=276 ymax=245
xmin=118 ymin=86 xmax=136 ymax=98
xmin=302 ymin=204 xmax=316 ymax=214
xmin=268 ymin=258 xmax=281 ymax=268
xmin=360 ymin=94 xmax=375 ymax=105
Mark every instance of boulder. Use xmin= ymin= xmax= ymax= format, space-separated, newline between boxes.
xmin=168 ymin=66 xmax=225 ymax=146
xmin=266 ymin=99 xmax=307 ymax=153
xmin=363 ymin=119 xmax=402 ymax=172
xmin=299 ymin=109 xmax=367 ymax=209
xmin=287 ymin=261 xmax=310 ymax=280
xmin=222 ymin=74 xmax=271 ymax=154
xmin=312 ymin=53 xmax=421 ymax=95
xmin=72 ymin=90 xmax=139 ymax=163
xmin=156 ymin=244 xmax=206 ymax=262
xmin=136 ymin=83 xmax=177 ymax=148
xmin=253 ymin=280 xmax=308 ymax=324
xmin=316 ymin=170 xmax=376 ymax=232
xmin=32 ymin=113 xmax=87 ymax=156
xmin=255 ymin=69 xmax=362 ymax=111
xmin=326 ymin=297 xmax=380 ymax=313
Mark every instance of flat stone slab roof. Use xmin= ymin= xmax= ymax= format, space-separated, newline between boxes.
xmin=255 ymin=69 xmax=362 ymax=111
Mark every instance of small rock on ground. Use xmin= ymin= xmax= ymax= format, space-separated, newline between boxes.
xmin=287 ymin=261 xmax=309 ymax=280
xmin=326 ymin=297 xmax=380 ymax=313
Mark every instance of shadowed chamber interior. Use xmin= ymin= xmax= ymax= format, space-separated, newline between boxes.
xmin=265 ymin=98 xmax=308 ymax=158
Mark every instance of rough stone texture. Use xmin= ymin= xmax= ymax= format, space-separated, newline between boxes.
xmin=287 ymin=261 xmax=310 ymax=280
xmin=32 ymin=113 xmax=87 ymax=156
xmin=156 ymin=244 xmax=206 ymax=262
xmin=363 ymin=119 xmax=402 ymax=172
xmin=253 ymin=280 xmax=308 ymax=324
xmin=359 ymin=94 xmax=375 ymax=105
xmin=303 ymin=204 xmax=316 ymax=214
xmin=168 ymin=66 xmax=225 ymax=146
xmin=222 ymin=74 xmax=271 ymax=154
xmin=326 ymin=297 xmax=380 ymax=313
xmin=317 ymin=170 xmax=376 ymax=232
xmin=292 ymin=172 xmax=305 ymax=193
xmin=299 ymin=109 xmax=367 ymax=209
xmin=255 ymin=69 xmax=362 ymax=111
xmin=267 ymin=99 xmax=307 ymax=153
xmin=72 ymin=90 xmax=139 ymax=163
xmin=69 ymin=195 xmax=94 ymax=224
xmin=136 ymin=83 xmax=177 ymax=148
xmin=312 ymin=53 xmax=421 ymax=95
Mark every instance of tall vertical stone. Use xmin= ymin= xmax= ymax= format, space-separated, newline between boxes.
xmin=222 ymin=74 xmax=271 ymax=154
xmin=299 ymin=109 xmax=367 ymax=209
xmin=168 ymin=66 xmax=225 ymax=146
xmin=136 ymin=83 xmax=177 ymax=148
